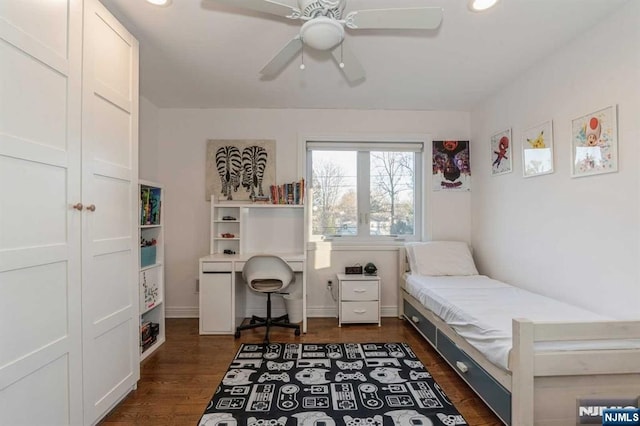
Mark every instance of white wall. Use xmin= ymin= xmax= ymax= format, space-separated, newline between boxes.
xmin=139 ymin=96 xmax=159 ymax=181
xmin=470 ymin=2 xmax=640 ymax=318
xmin=155 ymin=108 xmax=471 ymax=316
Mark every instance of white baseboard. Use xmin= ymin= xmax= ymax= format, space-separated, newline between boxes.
xmin=166 ymin=306 xmax=199 ymax=318
xmin=306 ymin=307 xmax=338 ymax=318
xmin=165 ymin=305 xmax=399 ymax=319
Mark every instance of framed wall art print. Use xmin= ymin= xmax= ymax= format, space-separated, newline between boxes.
xmin=491 ymin=128 xmax=512 ymax=176
xmin=571 ymin=105 xmax=618 ymax=178
xmin=432 ymin=140 xmax=471 ymax=191
xmin=522 ymin=120 xmax=554 ymax=178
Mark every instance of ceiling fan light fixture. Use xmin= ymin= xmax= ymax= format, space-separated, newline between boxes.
xmin=146 ymin=0 xmax=172 ymax=6
xmin=468 ymin=0 xmax=499 ymax=12
xmin=300 ymin=17 xmax=345 ymax=51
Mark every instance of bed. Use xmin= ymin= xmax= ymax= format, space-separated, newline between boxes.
xmin=397 ymin=241 xmax=640 ymax=425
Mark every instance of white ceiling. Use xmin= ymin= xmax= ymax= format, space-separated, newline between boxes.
xmin=100 ymin=0 xmax=629 ymax=111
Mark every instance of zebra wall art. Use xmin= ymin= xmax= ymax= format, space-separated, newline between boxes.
xmin=206 ymin=140 xmax=276 ymax=201
xmin=241 ymin=146 xmax=268 ymax=199
xmin=215 ymin=146 xmax=241 ymax=200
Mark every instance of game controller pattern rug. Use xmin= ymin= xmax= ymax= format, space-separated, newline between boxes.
xmin=198 ymin=343 xmax=467 ymax=426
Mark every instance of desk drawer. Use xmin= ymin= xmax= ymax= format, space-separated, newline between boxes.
xmin=342 ymin=281 xmax=378 ymax=301
xmin=288 ymin=261 xmax=304 ymax=272
xmin=341 ymin=301 xmax=379 ymax=323
xmin=234 ymin=260 xmax=304 ymax=272
xmin=436 ymin=330 xmax=511 ymax=424
xmin=403 ymin=300 xmax=436 ymax=345
xmin=202 ymin=262 xmax=232 ymax=272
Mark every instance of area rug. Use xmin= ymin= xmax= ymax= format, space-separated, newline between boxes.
xmin=198 ymin=343 xmax=467 ymax=426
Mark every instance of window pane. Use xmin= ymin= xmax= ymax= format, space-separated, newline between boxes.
xmin=311 ymin=151 xmax=357 ymax=236
xmin=370 ymin=152 xmax=415 ymax=236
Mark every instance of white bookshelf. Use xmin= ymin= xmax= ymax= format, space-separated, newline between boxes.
xmin=139 ymin=180 xmax=166 ymax=361
xmin=210 ymin=200 xmax=304 ymax=255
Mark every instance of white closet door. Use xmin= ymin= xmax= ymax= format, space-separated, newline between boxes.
xmin=0 ymin=1 xmax=83 ymax=425
xmin=81 ymin=0 xmax=140 ymax=423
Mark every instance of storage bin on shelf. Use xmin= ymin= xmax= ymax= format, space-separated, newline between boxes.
xmin=140 ymin=245 xmax=157 ymax=268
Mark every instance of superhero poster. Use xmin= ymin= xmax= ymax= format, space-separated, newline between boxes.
xmin=490 ymin=128 xmax=513 ymax=176
xmin=432 ymin=140 xmax=471 ymax=191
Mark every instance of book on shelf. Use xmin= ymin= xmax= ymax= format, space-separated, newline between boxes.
xmin=140 ymin=321 xmax=152 ymax=342
xmin=269 ymin=179 xmax=305 ymax=205
xmin=140 ymin=321 xmax=159 ymax=346
xmin=141 ymin=334 xmax=157 ymax=351
xmin=140 ymin=186 xmax=161 ymax=225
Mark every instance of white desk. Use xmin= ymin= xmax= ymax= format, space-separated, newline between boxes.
xmin=199 ymin=253 xmax=307 ymax=335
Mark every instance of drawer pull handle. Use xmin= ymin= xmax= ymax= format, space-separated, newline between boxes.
xmin=455 ymin=361 xmax=468 ymax=373
xmin=354 ymin=309 xmax=367 ymax=314
xmin=354 ymin=288 xmax=367 ymax=293
xmin=411 ymin=316 xmax=420 ymax=324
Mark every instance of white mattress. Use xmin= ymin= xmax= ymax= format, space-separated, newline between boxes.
xmin=405 ymin=274 xmax=637 ymax=371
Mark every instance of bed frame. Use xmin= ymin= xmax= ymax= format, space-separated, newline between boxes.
xmin=397 ymin=250 xmax=640 ymax=425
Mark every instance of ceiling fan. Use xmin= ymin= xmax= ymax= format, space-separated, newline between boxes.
xmin=203 ymin=0 xmax=443 ymax=83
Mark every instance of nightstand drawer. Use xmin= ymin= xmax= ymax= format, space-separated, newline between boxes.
xmin=341 ymin=301 xmax=379 ymax=323
xmin=341 ymin=281 xmax=379 ymax=300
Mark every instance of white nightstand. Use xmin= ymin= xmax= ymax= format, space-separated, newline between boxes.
xmin=337 ymin=273 xmax=381 ymax=326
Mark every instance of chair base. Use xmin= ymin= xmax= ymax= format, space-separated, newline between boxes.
xmin=235 ymin=314 xmax=301 ymax=343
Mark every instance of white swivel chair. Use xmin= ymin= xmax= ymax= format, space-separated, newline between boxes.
xmin=235 ymin=255 xmax=301 ymax=343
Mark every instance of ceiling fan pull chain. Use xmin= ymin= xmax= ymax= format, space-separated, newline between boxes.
xmin=339 ymin=43 xmax=345 ymax=69
xmin=300 ymin=46 xmax=306 ymax=70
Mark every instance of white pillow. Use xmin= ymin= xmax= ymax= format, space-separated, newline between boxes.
xmin=404 ymin=243 xmax=418 ymax=273
xmin=405 ymin=241 xmax=478 ymax=276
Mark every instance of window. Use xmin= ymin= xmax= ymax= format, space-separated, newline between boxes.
xmin=307 ymin=141 xmax=423 ymax=241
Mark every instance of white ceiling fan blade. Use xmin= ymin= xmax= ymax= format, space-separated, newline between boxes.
xmin=202 ymin=0 xmax=301 ymax=20
xmin=346 ymin=7 xmax=443 ymax=30
xmin=331 ymin=41 xmax=365 ymax=84
xmin=260 ymin=37 xmax=303 ymax=77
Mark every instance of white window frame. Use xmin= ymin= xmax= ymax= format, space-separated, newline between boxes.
xmin=299 ymin=134 xmax=428 ymax=244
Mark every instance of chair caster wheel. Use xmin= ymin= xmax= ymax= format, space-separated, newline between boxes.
xmin=294 ymin=329 xmax=301 ymax=336
xmin=234 ymin=331 xmax=240 ymax=338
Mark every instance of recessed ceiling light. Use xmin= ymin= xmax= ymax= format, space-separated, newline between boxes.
xmin=146 ymin=0 xmax=172 ymax=6
xmin=468 ymin=0 xmax=499 ymax=12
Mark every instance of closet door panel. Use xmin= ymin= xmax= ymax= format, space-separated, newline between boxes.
xmin=92 ymin=175 xmax=133 ymax=240
xmin=0 ymin=158 xmax=66 ymax=249
xmin=0 ymin=42 xmax=67 ymax=151
xmin=0 ymin=263 xmax=68 ymax=368
xmin=0 ymin=0 xmax=68 ymax=60
xmin=0 ymin=1 xmax=82 ymax=425
xmin=0 ymin=0 xmax=69 ymax=70
xmin=90 ymin=250 xmax=132 ymax=325
xmin=93 ymin=96 xmax=134 ymax=168
xmin=92 ymin=321 xmax=135 ymax=402
xmin=81 ymin=0 xmax=139 ymax=423
xmin=0 ymin=355 xmax=71 ymax=426
xmin=93 ymin=16 xmax=133 ymax=102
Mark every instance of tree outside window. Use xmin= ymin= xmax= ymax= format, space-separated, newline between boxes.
xmin=309 ymin=146 xmax=420 ymax=240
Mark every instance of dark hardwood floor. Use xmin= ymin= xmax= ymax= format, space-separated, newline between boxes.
xmin=100 ymin=318 xmax=503 ymax=426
